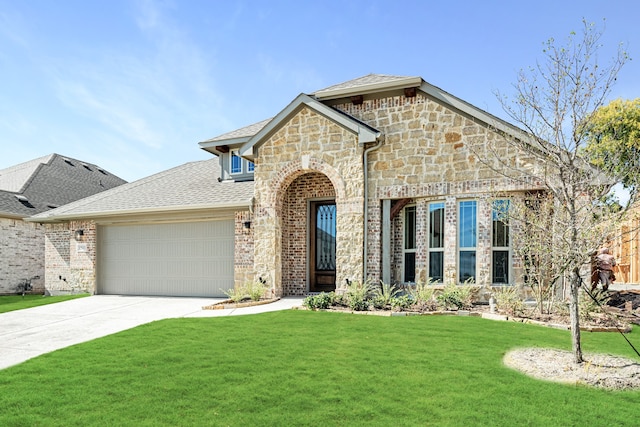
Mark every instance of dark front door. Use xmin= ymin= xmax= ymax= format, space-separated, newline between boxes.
xmin=309 ymin=201 xmax=336 ymax=292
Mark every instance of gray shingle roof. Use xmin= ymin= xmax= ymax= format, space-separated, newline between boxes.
xmin=0 ymin=154 xmax=127 ymax=218
xmin=31 ymin=158 xmax=254 ymax=222
xmin=201 ymin=118 xmax=273 ymax=143
xmin=312 ymin=73 xmax=416 ymax=94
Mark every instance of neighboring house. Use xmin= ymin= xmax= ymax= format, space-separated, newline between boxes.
xmin=31 ymin=74 xmax=546 ymax=298
xmin=0 ymin=154 xmax=126 ymax=294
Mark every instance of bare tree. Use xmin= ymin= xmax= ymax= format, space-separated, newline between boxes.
xmin=492 ymin=20 xmax=632 ymax=363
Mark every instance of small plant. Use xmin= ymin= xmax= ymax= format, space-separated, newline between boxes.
xmin=222 ymin=286 xmax=248 ymax=303
xmin=372 ymin=281 xmax=401 ymax=309
xmin=407 ymin=280 xmax=438 ymax=311
xmin=303 ymin=292 xmax=336 ymax=310
xmin=245 ymin=279 xmax=268 ymax=301
xmin=494 ymin=286 xmax=525 ymax=316
xmin=390 ymin=295 xmax=415 ymax=311
xmin=345 ymin=280 xmax=375 ymax=311
xmin=436 ymin=282 xmax=473 ymax=310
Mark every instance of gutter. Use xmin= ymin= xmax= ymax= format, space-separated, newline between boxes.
xmin=25 ymin=201 xmax=252 ymax=224
xmin=362 ymin=135 xmax=384 ymax=282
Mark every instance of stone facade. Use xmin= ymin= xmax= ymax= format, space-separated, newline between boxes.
xmin=242 ymin=91 xmax=545 ymax=296
xmin=0 ymin=218 xmax=45 ymax=294
xmin=252 ymin=107 xmax=365 ymax=296
xmin=328 ymin=93 xmax=534 ymax=288
xmin=44 ymin=220 xmax=96 ymax=295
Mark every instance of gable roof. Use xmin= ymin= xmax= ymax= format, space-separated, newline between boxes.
xmin=238 ymin=94 xmax=381 ymax=161
xmin=201 ymin=73 xmax=531 ymax=161
xmin=313 ymin=73 xmax=422 ymax=100
xmin=0 ymin=154 xmax=127 ymax=219
xmin=29 ymin=158 xmax=254 ymax=223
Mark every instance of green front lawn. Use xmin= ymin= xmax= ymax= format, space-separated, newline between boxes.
xmin=0 ymin=294 xmax=89 ymax=314
xmin=0 ymin=311 xmax=638 ymax=426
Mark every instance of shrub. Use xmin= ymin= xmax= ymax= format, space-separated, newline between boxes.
xmin=390 ymin=295 xmax=415 ymax=311
xmin=372 ymin=282 xmax=401 ymax=309
xmin=345 ymin=280 xmax=375 ymax=311
xmin=407 ymin=280 xmax=438 ymax=311
xmin=245 ymin=279 xmax=269 ymax=301
xmin=436 ymin=282 xmax=473 ymax=310
xmin=494 ymin=286 xmax=525 ymax=316
xmin=222 ymin=287 xmax=248 ymax=303
xmin=303 ymin=292 xmax=336 ymax=310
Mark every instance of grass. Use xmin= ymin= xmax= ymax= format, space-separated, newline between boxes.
xmin=0 ymin=311 xmax=639 ymax=426
xmin=0 ymin=294 xmax=89 ymax=314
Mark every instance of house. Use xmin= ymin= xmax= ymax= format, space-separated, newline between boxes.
xmin=31 ymin=74 xmax=545 ymax=298
xmin=0 ymin=154 xmax=126 ymax=294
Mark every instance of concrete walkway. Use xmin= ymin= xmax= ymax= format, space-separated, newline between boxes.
xmin=0 ymin=295 xmax=304 ymax=370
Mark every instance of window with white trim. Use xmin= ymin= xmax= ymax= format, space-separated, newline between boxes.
xmin=428 ymin=202 xmax=445 ymax=283
xmin=403 ymin=205 xmax=416 ymax=283
xmin=230 ymin=150 xmax=243 ymax=174
xmin=458 ymin=200 xmax=477 ymax=283
xmin=492 ymin=200 xmax=510 ymax=284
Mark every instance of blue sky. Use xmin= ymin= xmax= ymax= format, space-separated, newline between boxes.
xmin=1 ymin=0 xmax=639 ymax=182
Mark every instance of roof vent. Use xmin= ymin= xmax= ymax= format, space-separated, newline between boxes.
xmin=82 ymin=163 xmax=92 ymax=171
xmin=47 ymin=204 xmax=59 ymax=209
xmin=15 ymin=195 xmax=35 ymax=209
xmin=62 ymin=158 xmax=75 ymax=166
xmin=97 ymin=168 xmax=108 ymax=175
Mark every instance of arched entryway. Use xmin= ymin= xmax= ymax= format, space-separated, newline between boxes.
xmin=280 ymin=172 xmax=336 ymax=295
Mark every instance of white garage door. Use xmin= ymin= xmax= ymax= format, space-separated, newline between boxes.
xmin=98 ymin=220 xmax=234 ymax=297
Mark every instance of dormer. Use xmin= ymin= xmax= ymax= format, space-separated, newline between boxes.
xmin=199 ymin=118 xmax=271 ymax=182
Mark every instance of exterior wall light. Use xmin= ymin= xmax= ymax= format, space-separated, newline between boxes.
xmin=243 ymin=221 xmax=251 ymax=229
xmin=74 ymin=229 xmax=84 ymax=241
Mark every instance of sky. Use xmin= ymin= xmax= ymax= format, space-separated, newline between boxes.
xmin=1 ymin=0 xmax=639 ymax=183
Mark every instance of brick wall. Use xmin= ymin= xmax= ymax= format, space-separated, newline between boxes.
xmin=234 ymin=211 xmax=254 ymax=290
xmin=253 ymin=107 xmax=364 ymax=296
xmin=281 ymin=172 xmax=335 ymax=295
xmin=44 ymin=220 xmax=96 ymax=295
xmin=0 ymin=218 xmax=45 ymax=294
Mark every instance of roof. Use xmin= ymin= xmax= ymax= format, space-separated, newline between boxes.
xmin=0 ymin=154 xmax=127 ymax=219
xmin=202 ymin=73 xmax=537 ymax=157
xmin=238 ymin=94 xmax=381 ymax=161
xmin=313 ymin=74 xmax=422 ymax=100
xmin=30 ymin=158 xmax=254 ymax=223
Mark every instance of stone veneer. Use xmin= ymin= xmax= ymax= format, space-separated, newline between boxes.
xmin=252 ymin=107 xmax=365 ymax=296
xmin=333 ymin=93 xmax=536 ymax=287
xmin=0 ymin=218 xmax=45 ymax=294
xmin=44 ymin=220 xmax=96 ymax=295
xmin=251 ymin=92 xmax=542 ymax=294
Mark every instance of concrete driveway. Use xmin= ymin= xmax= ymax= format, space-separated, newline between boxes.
xmin=0 ymin=295 xmax=304 ymax=370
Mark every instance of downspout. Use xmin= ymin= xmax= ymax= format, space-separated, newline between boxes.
xmin=362 ymin=136 xmax=384 ymax=283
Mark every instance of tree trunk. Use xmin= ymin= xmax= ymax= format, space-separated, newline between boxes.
xmin=569 ymin=268 xmax=583 ymax=364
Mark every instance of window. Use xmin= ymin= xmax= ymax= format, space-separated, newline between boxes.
xmin=247 ymin=160 xmax=255 ymax=172
xmin=492 ymin=200 xmax=510 ymax=284
xmin=458 ymin=201 xmax=477 ymax=283
xmin=403 ymin=205 xmax=416 ymax=283
xmin=230 ymin=150 xmax=242 ymax=174
xmin=428 ymin=202 xmax=445 ymax=283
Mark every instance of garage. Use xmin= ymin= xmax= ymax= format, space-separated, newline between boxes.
xmin=98 ymin=220 xmax=234 ymax=297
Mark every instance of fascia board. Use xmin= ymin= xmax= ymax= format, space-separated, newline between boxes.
xmin=239 ymin=94 xmax=381 ymax=160
xmin=314 ymin=76 xmax=423 ymax=100
xmin=199 ymin=136 xmax=251 ymax=155
xmin=25 ymin=201 xmax=251 ymax=224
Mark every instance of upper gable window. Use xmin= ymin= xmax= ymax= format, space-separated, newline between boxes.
xmin=229 ymin=149 xmax=254 ymax=177
xmin=230 ymin=150 xmax=243 ymax=174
